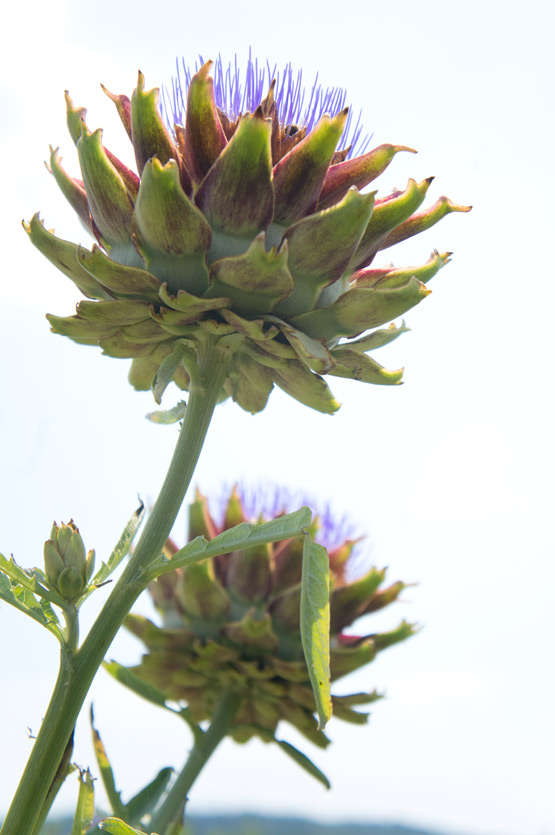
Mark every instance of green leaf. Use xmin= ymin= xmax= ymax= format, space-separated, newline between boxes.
xmin=146 ymin=401 xmax=187 ymax=424
xmin=125 ymin=767 xmax=173 ymax=824
xmin=72 ymin=769 xmax=95 ymax=835
xmin=147 ymin=507 xmax=312 ymax=580
xmin=90 ymin=708 xmax=126 ymax=819
xmin=0 ymin=571 xmax=64 ymax=641
xmin=300 ymin=535 xmax=332 ymax=729
xmin=92 ymin=502 xmax=145 ymax=586
xmin=0 ymin=553 xmax=60 ymax=602
xmin=276 ymin=739 xmax=331 ymax=789
xmin=103 ymin=660 xmax=170 ymax=708
xmin=98 ymin=818 xmax=144 ymax=835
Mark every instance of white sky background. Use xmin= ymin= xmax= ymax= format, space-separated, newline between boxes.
xmin=1 ymin=0 xmax=554 ymax=833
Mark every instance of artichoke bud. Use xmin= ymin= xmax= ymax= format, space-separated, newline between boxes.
xmin=44 ymin=520 xmax=94 ymax=600
xmin=57 ymin=566 xmax=85 ymax=599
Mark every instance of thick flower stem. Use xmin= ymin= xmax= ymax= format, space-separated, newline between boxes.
xmin=1 ymin=341 xmax=227 ymax=835
xmin=149 ymin=691 xmax=241 ymax=834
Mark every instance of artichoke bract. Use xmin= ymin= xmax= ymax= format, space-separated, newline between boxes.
xmin=121 ymin=488 xmax=415 ymax=754
xmin=26 ymin=57 xmax=470 ymax=414
xmin=44 ymin=520 xmax=95 ymax=601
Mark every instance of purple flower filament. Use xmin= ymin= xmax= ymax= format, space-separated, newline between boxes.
xmin=214 ymin=482 xmax=361 ymax=554
xmin=162 ymin=52 xmax=372 ymax=158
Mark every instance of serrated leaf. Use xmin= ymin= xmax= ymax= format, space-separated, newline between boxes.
xmin=72 ymin=769 xmax=95 ymax=835
xmin=125 ymin=767 xmax=173 ymax=824
xmin=300 ymin=535 xmax=332 ymax=729
xmin=147 ymin=507 xmax=312 ymax=580
xmin=39 ymin=596 xmax=62 ymax=627
xmin=0 ymin=572 xmax=64 ymax=641
xmin=0 ymin=553 xmax=60 ymax=603
xmin=146 ymin=400 xmax=187 ymax=424
xmin=276 ymin=739 xmax=331 ymax=789
xmin=98 ymin=819 xmax=144 ymax=835
xmin=91 ymin=708 xmax=126 ymax=819
xmin=103 ymin=661 xmax=169 ymax=708
xmin=92 ymin=502 xmax=145 ymax=586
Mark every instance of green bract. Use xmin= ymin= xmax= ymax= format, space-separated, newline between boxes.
xmin=26 ymin=62 xmax=470 ymax=414
xmin=44 ymin=520 xmax=95 ymax=601
xmin=120 ymin=489 xmax=415 ymax=750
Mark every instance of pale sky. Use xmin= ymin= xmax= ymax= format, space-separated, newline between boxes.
xmin=1 ymin=1 xmax=554 ymax=834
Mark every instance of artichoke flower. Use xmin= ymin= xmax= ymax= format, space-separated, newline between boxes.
xmin=26 ymin=56 xmax=470 ymax=414
xmin=120 ymin=488 xmax=415 ymax=760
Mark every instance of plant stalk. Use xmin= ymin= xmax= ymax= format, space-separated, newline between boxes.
xmin=1 ymin=341 xmax=227 ymax=835
xmin=149 ymin=692 xmax=241 ymax=835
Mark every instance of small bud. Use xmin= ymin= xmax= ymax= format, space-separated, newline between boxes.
xmin=44 ymin=520 xmax=93 ymax=601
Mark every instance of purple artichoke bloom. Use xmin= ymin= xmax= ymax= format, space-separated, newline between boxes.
xmin=25 ymin=56 xmax=470 ymax=414
xmin=115 ymin=487 xmax=415 ymax=785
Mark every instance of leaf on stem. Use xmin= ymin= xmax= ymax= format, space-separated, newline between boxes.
xmin=90 ymin=707 xmax=126 ymax=820
xmin=147 ymin=506 xmax=312 ymax=580
xmin=98 ymin=819 xmax=144 ymax=834
xmin=300 ymin=534 xmax=332 ymax=729
xmin=0 ymin=554 xmax=64 ymax=604
xmin=71 ymin=768 xmax=95 ymax=835
xmin=125 ymin=767 xmax=173 ymax=825
xmin=276 ymin=739 xmax=331 ymax=789
xmin=103 ymin=660 xmax=170 ymax=708
xmin=0 ymin=571 xmax=64 ymax=642
xmin=91 ymin=502 xmax=145 ymax=587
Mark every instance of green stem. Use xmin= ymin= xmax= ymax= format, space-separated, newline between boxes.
xmin=29 ymin=730 xmax=75 ymax=835
xmin=149 ymin=692 xmax=241 ymax=835
xmin=1 ymin=341 xmax=227 ymax=835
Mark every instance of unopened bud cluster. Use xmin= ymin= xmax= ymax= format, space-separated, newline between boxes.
xmin=44 ymin=520 xmax=95 ymax=601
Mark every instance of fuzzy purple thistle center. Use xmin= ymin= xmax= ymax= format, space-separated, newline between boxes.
xmin=162 ymin=52 xmax=372 ymax=159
